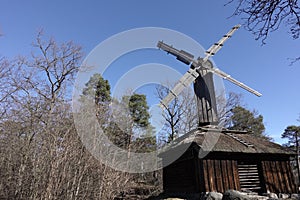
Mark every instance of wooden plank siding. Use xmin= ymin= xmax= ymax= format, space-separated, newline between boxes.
xmin=261 ymin=160 xmax=297 ymax=194
xmin=232 ymin=160 xmax=241 ymax=190
xmin=238 ymin=163 xmax=261 ymax=191
xmin=281 ymin=161 xmax=292 ymax=193
xmin=162 ymin=146 xmax=297 ymax=194
xmin=208 ymin=160 xmax=216 ymax=191
xmin=215 ymin=160 xmax=224 ymax=192
xmin=221 ymin=160 xmax=229 ymax=191
xmin=202 ymin=159 xmax=210 ymax=192
xmin=285 ymin=160 xmax=298 ymax=193
xmin=227 ymin=160 xmax=235 ymax=190
xmin=163 ymin=158 xmax=197 ymax=193
xmin=201 ymin=159 xmax=240 ymax=193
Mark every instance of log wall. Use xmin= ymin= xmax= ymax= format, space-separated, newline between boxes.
xmin=162 ymin=149 xmax=298 ymax=194
xmin=163 ymin=157 xmax=197 ymax=193
xmin=261 ymin=160 xmax=297 ymax=194
xmin=200 ymin=159 xmax=240 ymax=193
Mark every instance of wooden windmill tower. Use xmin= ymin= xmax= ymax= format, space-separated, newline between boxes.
xmin=157 ymin=25 xmax=262 ymax=127
xmin=156 ymin=26 xmax=298 ymax=196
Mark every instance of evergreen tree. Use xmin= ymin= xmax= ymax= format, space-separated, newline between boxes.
xmin=81 ymin=73 xmax=112 ymax=126
xmin=228 ymin=106 xmax=268 ymax=139
xmin=282 ymin=125 xmax=300 ymax=150
xmin=282 ymin=125 xmax=300 ymax=184
xmin=122 ymin=93 xmax=156 ymax=152
xmin=128 ymin=94 xmax=150 ymax=128
xmin=82 ymin=73 xmax=111 ymax=105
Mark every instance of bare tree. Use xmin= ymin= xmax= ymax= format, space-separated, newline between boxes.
xmin=0 ymin=57 xmax=20 ymax=118
xmin=156 ymin=84 xmax=198 ymax=142
xmin=229 ymin=0 xmax=300 ymax=44
xmin=156 ymin=83 xmax=244 ymax=143
xmin=0 ymin=31 xmax=161 ymax=200
xmin=217 ymin=92 xmax=243 ymax=127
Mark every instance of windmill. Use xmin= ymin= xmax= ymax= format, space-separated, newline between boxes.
xmin=157 ymin=25 xmax=262 ymax=127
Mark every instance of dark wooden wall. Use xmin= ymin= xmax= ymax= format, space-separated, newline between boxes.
xmin=198 ymin=158 xmax=297 ymax=194
xmin=199 ymin=159 xmax=240 ymax=193
xmin=261 ymin=160 xmax=297 ymax=194
xmin=162 ymin=149 xmax=298 ymax=194
xmin=163 ymin=157 xmax=197 ymax=193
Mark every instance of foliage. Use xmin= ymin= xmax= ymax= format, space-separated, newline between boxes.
xmin=282 ymin=125 xmax=300 ymax=149
xmin=281 ymin=125 xmax=300 ymax=184
xmin=82 ymin=73 xmax=111 ymax=104
xmin=228 ymin=106 xmax=269 ymax=139
xmin=81 ymin=73 xmax=112 ymax=131
xmin=127 ymin=93 xmax=151 ymax=128
xmin=124 ymin=93 xmax=156 ymax=153
xmin=218 ymin=92 xmax=243 ymax=127
xmin=133 ymin=127 xmax=157 ymax=153
xmin=0 ymin=33 xmax=160 ymax=199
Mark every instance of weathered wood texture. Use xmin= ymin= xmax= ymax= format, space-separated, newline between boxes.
xmin=163 ymin=158 xmax=197 ymax=193
xmin=238 ymin=163 xmax=261 ymax=192
xmin=194 ymin=70 xmax=218 ymax=126
xmin=261 ymin=160 xmax=297 ymax=194
xmin=162 ymin=144 xmax=298 ymax=194
xmin=201 ymin=159 xmax=240 ymax=193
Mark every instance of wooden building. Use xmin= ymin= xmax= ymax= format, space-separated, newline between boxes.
xmin=156 ymin=34 xmax=298 ymax=195
xmin=159 ymin=127 xmax=298 ymax=194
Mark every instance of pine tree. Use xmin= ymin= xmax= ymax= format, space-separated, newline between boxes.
xmin=128 ymin=94 xmax=150 ymax=128
xmin=122 ymin=93 xmax=156 ymax=152
xmin=228 ymin=106 xmax=268 ymax=139
xmin=82 ymin=73 xmax=111 ymax=105
xmin=282 ymin=125 xmax=300 ymax=184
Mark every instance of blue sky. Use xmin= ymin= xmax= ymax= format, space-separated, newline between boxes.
xmin=1 ymin=0 xmax=300 ymax=144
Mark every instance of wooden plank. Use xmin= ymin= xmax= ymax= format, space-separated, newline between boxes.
xmin=275 ymin=161 xmax=285 ymax=192
xmin=232 ymin=161 xmax=240 ymax=190
xmin=239 ymin=179 xmax=260 ymax=182
xmin=238 ymin=169 xmax=259 ymax=172
xmin=262 ymin=161 xmax=273 ymax=192
xmin=203 ymin=159 xmax=210 ymax=192
xmin=281 ymin=161 xmax=292 ymax=193
xmin=215 ymin=160 xmax=223 ymax=192
xmin=239 ymin=176 xmax=260 ymax=180
xmin=198 ymin=159 xmax=206 ymax=192
xmin=286 ymin=160 xmax=297 ymax=193
xmin=268 ymin=161 xmax=275 ymax=192
xmin=239 ymin=171 xmax=259 ymax=174
xmin=227 ymin=160 xmax=235 ymax=189
xmin=163 ymin=158 xmax=197 ymax=193
xmin=270 ymin=161 xmax=280 ymax=193
xmin=221 ymin=160 xmax=229 ymax=191
xmin=209 ymin=160 xmax=216 ymax=191
xmin=209 ymin=160 xmax=217 ymax=192
xmin=238 ymin=162 xmax=264 ymax=192
xmin=194 ymin=158 xmax=200 ymax=192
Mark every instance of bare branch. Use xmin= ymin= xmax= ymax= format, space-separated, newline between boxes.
xmin=228 ymin=0 xmax=300 ymax=43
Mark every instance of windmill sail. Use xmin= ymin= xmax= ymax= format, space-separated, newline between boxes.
xmin=159 ymin=68 xmax=199 ymax=108
xmin=204 ymin=24 xmax=241 ymax=62
xmin=157 ymin=24 xmax=261 ymax=116
xmin=207 ymin=67 xmax=262 ymax=97
xmin=157 ymin=41 xmax=194 ymax=65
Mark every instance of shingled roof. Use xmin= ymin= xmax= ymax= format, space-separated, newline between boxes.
xmin=161 ymin=127 xmax=295 ymax=156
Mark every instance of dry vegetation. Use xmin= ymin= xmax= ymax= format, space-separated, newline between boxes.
xmin=0 ymin=33 xmax=160 ymax=199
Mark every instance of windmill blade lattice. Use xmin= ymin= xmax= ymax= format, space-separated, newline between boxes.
xmin=204 ymin=24 xmax=241 ymax=62
xmin=157 ymin=41 xmax=194 ymax=65
xmin=157 ymin=24 xmax=261 ymax=110
xmin=207 ymin=67 xmax=262 ymax=97
xmin=159 ymin=68 xmax=199 ymax=108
